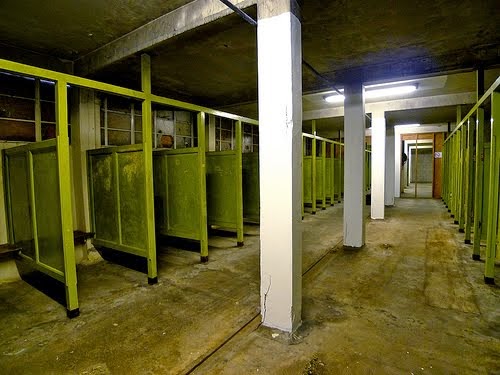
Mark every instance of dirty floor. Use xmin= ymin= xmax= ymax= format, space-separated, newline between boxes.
xmin=0 ymin=199 xmax=499 ymax=374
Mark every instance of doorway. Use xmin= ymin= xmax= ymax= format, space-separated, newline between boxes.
xmin=400 ymin=133 xmax=444 ymax=199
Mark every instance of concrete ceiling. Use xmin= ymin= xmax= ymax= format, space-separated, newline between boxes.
xmin=0 ymin=0 xmax=499 ymax=128
xmin=0 ymin=0 xmax=195 ymax=60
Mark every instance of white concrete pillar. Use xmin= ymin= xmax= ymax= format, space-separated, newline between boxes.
xmin=343 ymin=82 xmax=366 ymax=247
xmin=371 ymin=110 xmax=385 ymax=219
xmin=257 ymin=0 xmax=302 ymax=333
xmin=385 ymin=126 xmax=395 ymax=206
xmin=394 ymin=127 xmax=402 ymax=197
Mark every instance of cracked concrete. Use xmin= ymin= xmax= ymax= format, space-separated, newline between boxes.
xmin=0 ymin=199 xmax=498 ymax=374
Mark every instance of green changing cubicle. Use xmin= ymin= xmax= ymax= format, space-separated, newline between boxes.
xmin=88 ymin=144 xmax=157 ymax=283
xmin=205 ymin=119 xmax=260 ymax=245
xmin=153 ymin=112 xmax=209 ymax=261
xmin=206 ymin=120 xmax=244 ymax=246
xmin=3 ymin=139 xmax=79 ymax=317
xmin=302 ymin=132 xmax=343 ymax=215
xmin=153 ymin=113 xmax=259 ymax=259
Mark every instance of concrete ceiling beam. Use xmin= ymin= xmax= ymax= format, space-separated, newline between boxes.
xmin=0 ymin=42 xmax=73 ymax=74
xmin=75 ymin=0 xmax=257 ymax=76
xmin=311 ymin=46 xmax=500 ymax=90
xmin=303 ymin=92 xmax=476 ymax=121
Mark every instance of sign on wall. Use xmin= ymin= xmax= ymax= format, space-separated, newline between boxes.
xmin=434 ymin=152 xmax=442 ymax=159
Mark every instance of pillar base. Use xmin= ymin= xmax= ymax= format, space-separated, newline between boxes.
xmin=484 ymin=276 xmax=495 ymax=285
xmin=237 ymin=241 xmax=244 ymax=247
xmin=464 ymin=239 xmax=471 ymax=244
xmin=312 ymin=211 xmax=316 ymax=215
xmin=67 ymin=308 xmax=80 ymax=319
xmin=343 ymin=245 xmax=364 ymax=251
xmin=472 ymin=254 xmax=480 ymax=261
xmin=201 ymin=256 xmax=209 ymax=263
xmin=148 ymin=277 xmax=158 ymax=285
xmin=454 ymin=220 xmax=459 ymax=225
xmin=459 ymin=228 xmax=465 ymax=233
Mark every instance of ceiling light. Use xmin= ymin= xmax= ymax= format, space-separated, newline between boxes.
xmin=323 ymin=83 xmax=417 ymax=103
xmin=324 ymin=94 xmax=345 ymax=103
xmin=365 ymin=84 xmax=417 ymax=99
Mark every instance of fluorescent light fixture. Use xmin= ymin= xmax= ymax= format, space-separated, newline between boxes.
xmin=365 ymin=84 xmax=417 ymax=99
xmin=324 ymin=94 xmax=345 ymax=103
xmin=323 ymin=83 xmax=418 ymax=103
xmin=395 ymin=123 xmax=420 ymax=128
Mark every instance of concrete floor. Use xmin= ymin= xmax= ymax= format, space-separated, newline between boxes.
xmin=0 ymin=199 xmax=499 ymax=374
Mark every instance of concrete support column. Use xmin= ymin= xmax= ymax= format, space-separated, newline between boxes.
xmin=71 ymin=88 xmax=100 ymax=233
xmin=257 ymin=0 xmax=302 ymax=332
xmin=343 ymin=82 xmax=366 ymax=247
xmin=394 ymin=128 xmax=402 ymax=198
xmin=385 ymin=126 xmax=395 ymax=206
xmin=371 ymin=110 xmax=386 ymax=219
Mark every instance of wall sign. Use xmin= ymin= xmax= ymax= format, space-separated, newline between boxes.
xmin=434 ymin=152 xmax=442 ymax=159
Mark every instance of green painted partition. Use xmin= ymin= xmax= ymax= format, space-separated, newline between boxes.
xmin=3 ymin=139 xmax=78 ymax=316
xmin=334 ymin=158 xmax=342 ymax=202
xmin=153 ymin=147 xmax=208 ymax=260
xmin=303 ymin=156 xmax=313 ymax=205
xmin=325 ymin=157 xmax=333 ymax=204
xmin=88 ymin=144 xmax=157 ymax=278
xmin=341 ymin=157 xmax=345 ymax=197
xmin=206 ymin=150 xmax=243 ymax=245
xmin=242 ymin=152 xmax=259 ymax=223
xmin=316 ymin=158 xmax=324 ymax=199
xmin=481 ymin=143 xmax=491 ymax=241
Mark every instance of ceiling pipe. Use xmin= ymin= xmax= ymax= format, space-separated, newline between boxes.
xmin=218 ymin=0 xmax=343 ymax=97
xmin=218 ymin=0 xmax=257 ymax=26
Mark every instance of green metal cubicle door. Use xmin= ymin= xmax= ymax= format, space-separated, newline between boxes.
xmin=88 ymin=145 xmax=148 ymax=257
xmin=316 ymin=157 xmax=324 ymax=202
xmin=153 ymin=149 xmax=203 ymax=241
xmin=242 ymin=152 xmax=260 ymax=223
xmin=206 ymin=151 xmax=238 ymax=228
xmin=303 ymin=156 xmax=312 ymax=204
xmin=4 ymin=139 xmax=79 ymax=316
xmin=5 ymin=153 xmax=34 ymax=258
